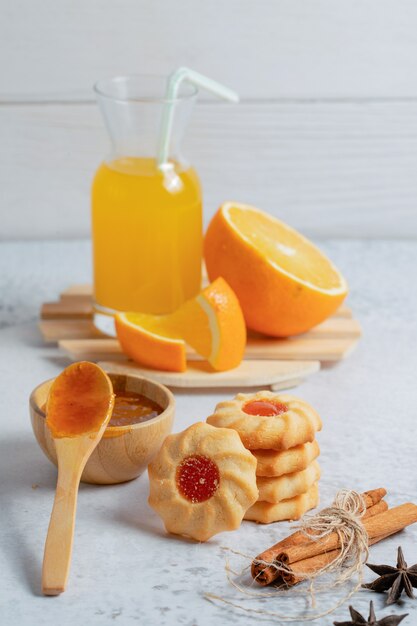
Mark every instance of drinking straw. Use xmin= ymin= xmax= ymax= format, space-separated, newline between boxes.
xmin=157 ymin=67 xmax=239 ymax=167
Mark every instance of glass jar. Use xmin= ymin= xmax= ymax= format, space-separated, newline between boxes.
xmin=92 ymin=75 xmax=202 ymax=334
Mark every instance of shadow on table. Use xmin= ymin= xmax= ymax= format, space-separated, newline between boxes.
xmin=0 ymin=435 xmax=56 ymax=596
xmin=0 ymin=433 xmax=188 ymax=599
xmin=109 ymin=481 xmax=197 ymax=544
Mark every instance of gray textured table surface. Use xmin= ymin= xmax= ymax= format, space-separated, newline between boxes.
xmin=1 ymin=239 xmax=417 ymax=626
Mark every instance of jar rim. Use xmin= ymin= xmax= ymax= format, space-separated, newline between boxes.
xmin=94 ymin=74 xmax=198 ymax=104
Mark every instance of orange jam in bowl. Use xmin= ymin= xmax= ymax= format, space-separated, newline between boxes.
xmin=31 ymin=372 xmax=175 ymax=485
xmin=43 ymin=390 xmax=163 ymax=430
xmin=108 ymin=391 xmax=163 ymax=427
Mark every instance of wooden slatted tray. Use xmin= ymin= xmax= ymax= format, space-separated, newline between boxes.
xmin=38 ymin=285 xmax=361 ymax=390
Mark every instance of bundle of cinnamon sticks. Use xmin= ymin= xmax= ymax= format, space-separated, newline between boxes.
xmin=251 ymin=488 xmax=417 ymax=586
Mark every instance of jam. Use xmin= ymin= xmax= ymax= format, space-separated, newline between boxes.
xmin=176 ymin=455 xmax=220 ymax=503
xmin=242 ymin=399 xmax=288 ymax=417
xmin=44 ymin=388 xmax=163 ymax=430
xmin=46 ymin=362 xmax=113 ymax=438
xmin=108 ymin=391 xmax=163 ymax=427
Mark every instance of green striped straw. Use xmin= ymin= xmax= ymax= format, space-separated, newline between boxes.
xmin=157 ymin=67 xmax=239 ymax=168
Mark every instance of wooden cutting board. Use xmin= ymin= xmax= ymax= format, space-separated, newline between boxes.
xmin=97 ymin=359 xmax=320 ymax=391
xmin=38 ymin=284 xmax=361 ymax=390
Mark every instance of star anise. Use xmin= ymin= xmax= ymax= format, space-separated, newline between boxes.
xmin=333 ymin=600 xmax=407 ymax=625
xmin=362 ymin=546 xmax=417 ymax=605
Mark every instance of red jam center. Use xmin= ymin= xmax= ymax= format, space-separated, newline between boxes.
xmin=176 ymin=455 xmax=220 ymax=503
xmin=242 ymin=400 xmax=288 ymax=416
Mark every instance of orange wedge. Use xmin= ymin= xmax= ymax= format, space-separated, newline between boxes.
xmin=204 ymin=202 xmax=348 ymax=337
xmin=115 ymin=277 xmax=246 ymax=372
xmin=115 ymin=312 xmax=186 ymax=372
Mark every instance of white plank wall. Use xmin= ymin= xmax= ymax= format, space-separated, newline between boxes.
xmin=2 ymin=101 xmax=417 ymax=239
xmin=1 ymin=0 xmax=417 ymax=239
xmin=2 ymin=0 xmax=417 ymax=100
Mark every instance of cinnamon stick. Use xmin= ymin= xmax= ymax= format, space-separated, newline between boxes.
xmin=254 ymin=503 xmax=417 ymax=586
xmin=252 ymin=488 xmax=387 ymax=585
xmin=279 ymin=504 xmax=390 ymax=585
xmin=363 ymin=500 xmax=388 ymax=519
xmin=285 ymin=503 xmax=416 ymax=564
xmin=361 ymin=488 xmax=387 ymax=509
xmin=284 ymin=531 xmax=393 ymax=585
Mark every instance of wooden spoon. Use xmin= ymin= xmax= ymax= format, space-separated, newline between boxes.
xmin=42 ymin=361 xmax=114 ymax=595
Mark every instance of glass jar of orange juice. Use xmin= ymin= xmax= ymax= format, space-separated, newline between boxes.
xmin=92 ymin=75 xmax=202 ymax=333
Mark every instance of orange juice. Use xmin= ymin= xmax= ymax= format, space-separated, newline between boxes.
xmin=92 ymin=157 xmax=202 ymax=314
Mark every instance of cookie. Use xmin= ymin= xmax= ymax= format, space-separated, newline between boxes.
xmin=207 ymin=391 xmax=322 ymax=451
xmin=253 ymin=440 xmax=320 ymax=477
xmin=148 ymin=422 xmax=258 ymax=541
xmin=257 ymin=461 xmax=321 ymax=503
xmin=244 ymin=482 xmax=319 ymax=523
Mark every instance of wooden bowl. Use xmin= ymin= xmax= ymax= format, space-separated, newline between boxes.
xmin=30 ymin=372 xmax=175 ymax=485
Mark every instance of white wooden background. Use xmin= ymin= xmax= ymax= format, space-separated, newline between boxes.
xmin=1 ymin=0 xmax=417 ymax=239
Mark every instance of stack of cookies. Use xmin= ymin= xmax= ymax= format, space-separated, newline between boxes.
xmin=207 ymin=391 xmax=322 ymax=524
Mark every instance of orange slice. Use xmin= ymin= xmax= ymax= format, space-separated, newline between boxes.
xmin=204 ymin=202 xmax=348 ymax=337
xmin=115 ymin=312 xmax=186 ymax=372
xmin=115 ymin=277 xmax=246 ymax=372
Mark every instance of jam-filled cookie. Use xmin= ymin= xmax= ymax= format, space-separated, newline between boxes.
xmin=207 ymin=391 xmax=322 ymax=451
xmin=244 ymin=482 xmax=319 ymax=523
xmin=148 ymin=422 xmax=258 ymax=541
xmin=253 ymin=440 xmax=320 ymax=477
xmin=257 ymin=461 xmax=321 ymax=503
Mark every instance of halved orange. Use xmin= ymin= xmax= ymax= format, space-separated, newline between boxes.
xmin=115 ymin=277 xmax=246 ymax=372
xmin=204 ymin=202 xmax=348 ymax=337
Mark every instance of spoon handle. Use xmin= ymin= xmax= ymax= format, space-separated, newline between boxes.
xmin=42 ymin=439 xmax=85 ymax=595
